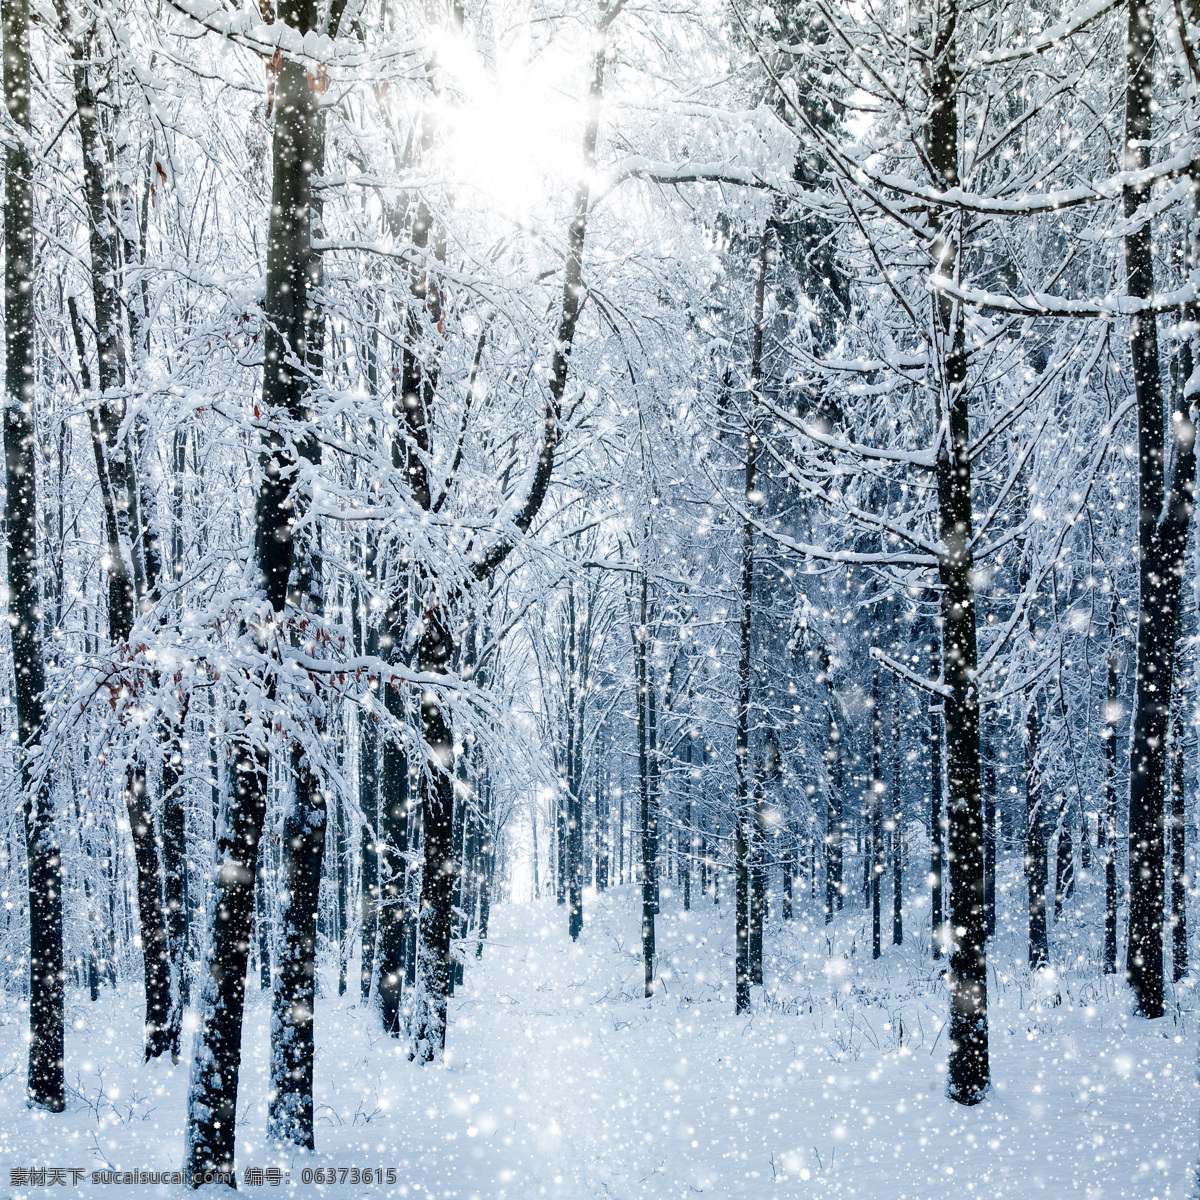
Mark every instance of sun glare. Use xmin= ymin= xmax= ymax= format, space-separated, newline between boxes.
xmin=436 ymin=34 xmax=580 ymax=215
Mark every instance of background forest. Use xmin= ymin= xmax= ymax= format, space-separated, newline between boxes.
xmin=0 ymin=0 xmax=1196 ymax=1193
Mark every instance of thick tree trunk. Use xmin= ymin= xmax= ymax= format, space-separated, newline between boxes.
xmin=184 ymin=727 xmax=269 ymax=1181
xmin=125 ymin=766 xmax=172 ymax=1058
xmin=929 ymin=0 xmax=988 ymax=1105
xmin=186 ymin=0 xmax=321 ymax=1173
xmin=4 ymin=0 xmax=64 ymax=1109
xmin=938 ymin=360 xmax=989 ymax=1102
xmin=268 ymin=758 xmax=326 ymax=1147
xmin=263 ymin=0 xmax=327 ymax=1143
xmin=1123 ymin=0 xmax=1195 ymax=1019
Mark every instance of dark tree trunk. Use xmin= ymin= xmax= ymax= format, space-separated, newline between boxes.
xmin=360 ymin=747 xmax=380 ymax=1002
xmin=682 ymin=737 xmax=693 ymax=910
xmin=892 ymin=680 xmax=902 ymax=945
xmin=162 ymin=727 xmax=187 ymax=1058
xmin=449 ymin=756 xmax=468 ymax=994
xmin=377 ymin=670 xmax=410 ymax=1034
xmin=1170 ymin=709 xmax=1188 ymax=982
xmin=750 ymin=782 xmax=765 ymax=985
xmin=861 ymin=808 xmax=870 ymax=909
xmin=264 ymin=0 xmax=328 ymax=1141
xmin=411 ymin=607 xmax=456 ymax=1062
xmin=531 ymin=796 xmax=541 ymax=898
xmin=125 ymin=766 xmax=172 ymax=1058
xmin=268 ymin=758 xmax=327 ymax=1147
xmin=1104 ymin=622 xmax=1119 ymax=975
xmin=734 ymin=225 xmax=770 ymax=1013
xmin=186 ymin=0 xmax=321 ymax=1173
xmin=161 ymin=429 xmax=190 ymax=1052
xmin=60 ymin=9 xmax=174 ymax=1061
xmin=617 ymin=779 xmax=624 ymax=887
xmin=476 ymin=772 xmax=494 ymax=958
xmin=184 ymin=728 xmax=269 ymax=1181
xmin=823 ymin=649 xmax=843 ymax=921
xmin=567 ymin=588 xmax=584 ymax=940
xmin=1025 ymin=689 xmax=1048 ymax=968
xmin=404 ymin=800 xmax=421 ymax=990
xmin=930 ymin=639 xmax=944 ymax=960
xmin=782 ymin=835 xmax=793 ymax=920
xmin=646 ymin=642 xmax=660 ymax=916
xmin=1124 ymin=0 xmax=1195 ymax=1020
xmin=556 ymin=789 xmax=568 ymax=904
xmin=4 ymin=0 xmax=63 ymax=1109
xmin=984 ymin=738 xmax=996 ymax=937
xmin=597 ymin=762 xmax=610 ymax=892
xmin=637 ymin=576 xmax=656 ymax=998
xmin=337 ymin=788 xmax=350 ymax=996
xmin=929 ymin=0 xmax=988 ymax=1104
xmin=871 ymin=672 xmax=882 ymax=960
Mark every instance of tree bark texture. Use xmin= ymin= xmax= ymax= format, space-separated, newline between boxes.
xmin=892 ymin=681 xmax=902 ymax=946
xmin=268 ymin=757 xmax=326 ymax=1147
xmin=930 ymin=645 xmax=944 ymax=960
xmin=185 ymin=0 xmax=320 ymax=1172
xmin=1123 ymin=0 xmax=1195 ymax=1020
xmin=4 ymin=0 xmax=64 ymax=1110
xmin=183 ymin=729 xmax=269 ymax=1180
xmin=871 ymin=672 xmax=882 ymax=960
xmin=929 ymin=0 xmax=988 ymax=1104
xmin=637 ymin=577 xmax=656 ymax=998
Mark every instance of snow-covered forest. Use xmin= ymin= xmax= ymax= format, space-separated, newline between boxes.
xmin=0 ymin=0 xmax=1197 ymax=1193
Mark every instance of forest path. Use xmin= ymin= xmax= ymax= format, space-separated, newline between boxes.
xmin=0 ymin=877 xmax=1194 ymax=1198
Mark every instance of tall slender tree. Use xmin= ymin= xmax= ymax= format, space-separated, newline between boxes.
xmin=1123 ymin=0 xmax=1196 ymax=1020
xmin=4 ymin=0 xmax=64 ymax=1112
xmin=184 ymin=0 xmax=327 ymax=1171
xmin=928 ymin=0 xmax=988 ymax=1103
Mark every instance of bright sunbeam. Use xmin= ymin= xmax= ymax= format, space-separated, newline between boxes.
xmin=435 ymin=34 xmax=581 ymax=215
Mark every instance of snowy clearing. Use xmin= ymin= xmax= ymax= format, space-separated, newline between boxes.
xmin=2 ymin=877 xmax=1195 ymax=1199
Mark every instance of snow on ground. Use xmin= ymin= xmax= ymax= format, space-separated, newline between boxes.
xmin=0 ymin=868 xmax=1196 ymax=1198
